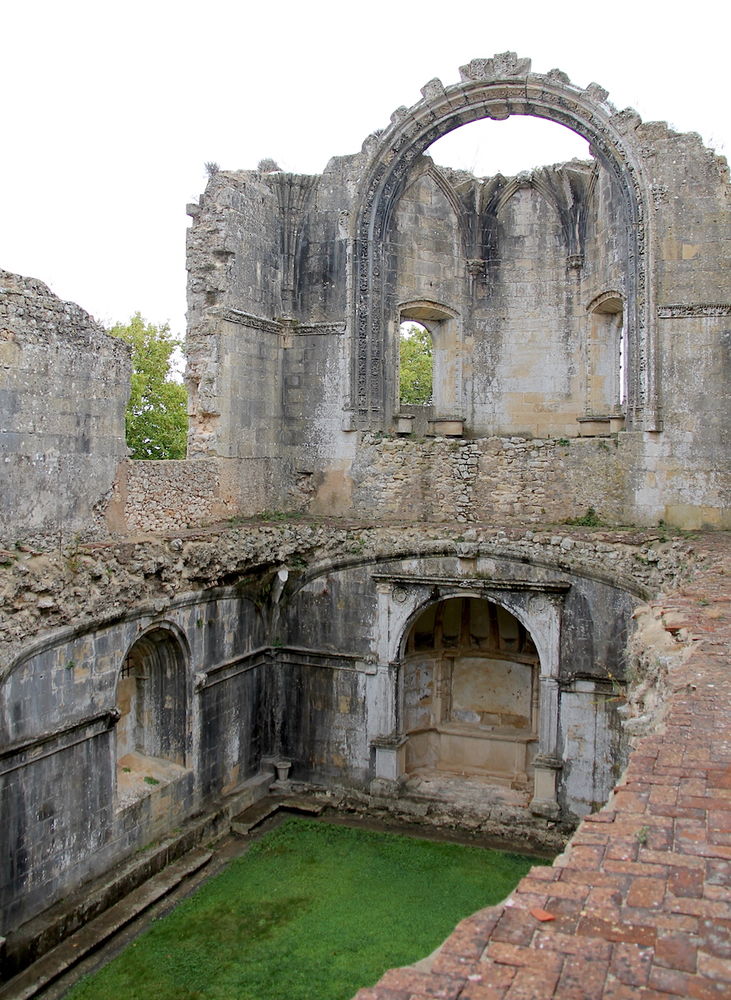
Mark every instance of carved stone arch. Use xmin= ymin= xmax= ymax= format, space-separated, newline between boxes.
xmin=393 ymin=589 xmax=560 ymax=811
xmin=494 ymin=175 xmax=531 ymax=216
xmin=350 ymin=53 xmax=657 ymax=433
xmin=587 ymin=289 xmax=625 ymax=315
xmin=399 ymin=158 xmax=469 ymax=246
xmin=424 ymin=163 xmax=471 ymax=253
xmin=391 ymin=586 xmax=557 ymax=680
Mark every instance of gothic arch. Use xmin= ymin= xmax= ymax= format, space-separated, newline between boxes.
xmin=399 ymin=158 xmax=470 ymax=249
xmin=350 ymin=53 xmax=658 ymax=432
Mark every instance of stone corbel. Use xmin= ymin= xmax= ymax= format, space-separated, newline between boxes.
xmin=466 ymin=259 xmax=487 ymax=281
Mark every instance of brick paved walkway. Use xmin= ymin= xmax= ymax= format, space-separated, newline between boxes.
xmin=354 ymin=534 xmax=731 ymax=1000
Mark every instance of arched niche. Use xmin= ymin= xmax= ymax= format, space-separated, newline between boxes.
xmin=115 ymin=625 xmax=190 ymax=798
xmin=349 ymin=54 xmax=657 ymax=433
xmin=400 ymin=597 xmax=539 ymax=792
xmin=370 ymin=573 xmax=566 ymax=814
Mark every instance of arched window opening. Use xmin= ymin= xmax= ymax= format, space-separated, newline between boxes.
xmin=401 ymin=597 xmax=539 ymax=794
xmin=399 ymin=321 xmax=433 ymax=406
xmin=116 ymin=627 xmax=188 ymax=804
xmin=396 ymin=303 xmax=460 ymax=433
xmin=581 ymin=294 xmax=626 ymax=434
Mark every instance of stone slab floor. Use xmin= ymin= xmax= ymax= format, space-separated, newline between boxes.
xmin=355 ymin=533 xmax=731 ymax=1000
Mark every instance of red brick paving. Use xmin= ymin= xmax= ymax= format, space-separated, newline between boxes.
xmin=354 ymin=534 xmax=731 ymax=999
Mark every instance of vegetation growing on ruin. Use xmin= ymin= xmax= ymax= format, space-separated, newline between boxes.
xmin=109 ymin=314 xmax=187 ymax=460
xmin=65 ymin=817 xmax=538 ymax=1000
xmin=564 ymin=507 xmax=602 ymax=527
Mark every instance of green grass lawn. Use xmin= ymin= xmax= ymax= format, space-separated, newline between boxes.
xmin=65 ymin=818 xmax=540 ymax=1000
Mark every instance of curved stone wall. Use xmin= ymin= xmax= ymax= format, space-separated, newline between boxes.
xmin=0 ymin=523 xmax=695 ymax=936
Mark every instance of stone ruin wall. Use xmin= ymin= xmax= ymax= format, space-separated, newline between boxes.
xmin=2 ymin=59 xmax=730 ymax=547
xmin=0 ymin=55 xmax=730 ymax=986
xmin=0 ymin=271 xmax=130 ymax=549
xmin=180 ymin=64 xmax=729 ymax=534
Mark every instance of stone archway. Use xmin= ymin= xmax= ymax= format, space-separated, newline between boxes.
xmin=350 ymin=52 xmax=657 ymax=432
xmin=400 ymin=597 xmax=539 ymax=793
xmin=369 ymin=572 xmax=567 ymax=815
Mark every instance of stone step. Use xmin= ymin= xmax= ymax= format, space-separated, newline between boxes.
xmin=0 ymin=848 xmax=212 ymax=1000
xmin=231 ymin=794 xmax=325 ymax=836
xmin=231 ymin=795 xmax=283 ymax=835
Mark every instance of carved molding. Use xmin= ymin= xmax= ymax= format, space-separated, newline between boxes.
xmin=213 ymin=308 xmax=282 ymax=334
xmin=351 ymin=55 xmax=660 ymax=432
xmin=211 ymin=309 xmax=346 ymax=336
xmin=0 ymin=710 xmax=118 ymax=775
xmin=371 ymin=574 xmax=570 ymax=593
xmin=296 ymin=322 xmax=346 ymax=336
xmin=658 ymin=304 xmax=731 ymax=318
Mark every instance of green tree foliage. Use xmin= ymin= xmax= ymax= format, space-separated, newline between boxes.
xmin=108 ymin=314 xmax=187 ymax=460
xmin=399 ymin=322 xmax=433 ymax=405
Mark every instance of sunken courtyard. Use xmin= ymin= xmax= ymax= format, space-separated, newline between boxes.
xmin=1 ymin=54 xmax=730 ymax=998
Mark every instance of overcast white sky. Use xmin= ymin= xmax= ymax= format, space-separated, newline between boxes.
xmin=2 ymin=0 xmax=728 ymax=337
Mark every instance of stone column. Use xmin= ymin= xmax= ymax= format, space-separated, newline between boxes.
xmin=514 ymin=592 xmax=563 ymax=816
xmin=364 ymin=659 xmax=395 ymax=744
xmin=531 ymin=675 xmax=562 ymax=817
xmin=366 ymin=581 xmax=414 ymax=794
